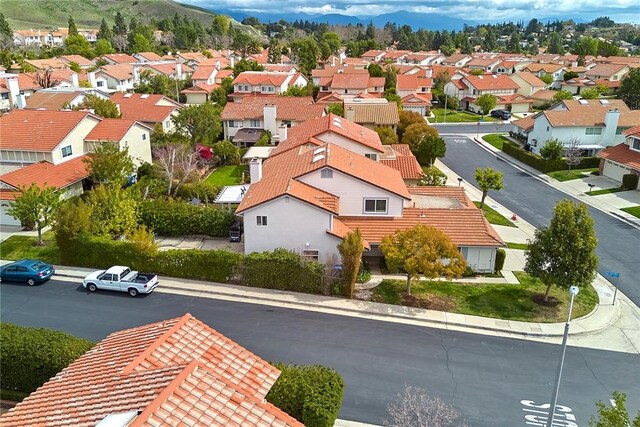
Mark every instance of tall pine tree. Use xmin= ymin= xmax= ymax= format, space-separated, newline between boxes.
xmin=0 ymin=13 xmax=12 ymax=39
xmin=113 ymin=12 xmax=127 ymax=36
xmin=68 ymin=15 xmax=78 ymax=36
xmin=97 ymin=18 xmax=111 ymax=40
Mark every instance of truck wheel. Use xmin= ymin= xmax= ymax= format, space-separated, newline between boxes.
xmin=87 ymin=283 xmax=97 ymax=292
xmin=128 ymin=288 xmax=139 ymax=297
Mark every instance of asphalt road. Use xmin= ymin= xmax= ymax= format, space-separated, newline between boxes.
xmin=439 ymin=135 xmax=640 ymax=307
xmin=2 ymin=279 xmax=639 ymax=426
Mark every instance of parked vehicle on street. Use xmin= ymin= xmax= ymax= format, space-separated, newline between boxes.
xmin=82 ymin=266 xmax=158 ymax=297
xmin=0 ymin=259 xmax=55 ymax=286
xmin=491 ymin=109 xmax=512 ymax=120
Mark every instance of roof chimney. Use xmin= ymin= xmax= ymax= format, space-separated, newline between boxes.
xmin=263 ymin=104 xmax=277 ymax=135
xmin=249 ymin=157 xmax=262 ymax=183
xmin=345 ymin=106 xmax=355 ymax=122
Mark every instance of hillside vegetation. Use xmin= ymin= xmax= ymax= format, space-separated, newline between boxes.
xmin=3 ymin=0 xmax=257 ymax=36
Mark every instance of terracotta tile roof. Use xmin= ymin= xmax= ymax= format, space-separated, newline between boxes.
xmin=585 ymin=63 xmax=628 ymax=78
xmin=214 ymin=69 xmax=234 ymax=81
xmin=102 ymin=53 xmax=138 ymax=64
xmin=0 ymin=155 xmax=89 ymax=190
xmin=401 ymin=93 xmax=432 ymax=106
xmin=513 ymin=71 xmax=546 ymax=87
xmin=283 ymin=179 xmax=340 ymax=213
xmin=97 ymin=64 xmax=134 ymax=81
xmin=340 ymin=207 xmax=504 ymax=247
xmin=331 ymin=73 xmax=371 ymax=89
xmin=191 ymin=65 xmax=217 ymax=81
xmin=5 ymin=73 xmax=42 ymax=91
xmin=221 ymin=96 xmax=323 ymax=121
xmin=111 ymin=93 xmax=180 ymax=123
xmin=233 ymin=71 xmax=290 ymax=86
xmin=451 ymin=79 xmax=468 ymax=90
xmin=496 ymin=94 xmax=532 ymax=104
xmin=85 ymin=119 xmax=148 ymax=141
xmin=396 ymin=74 xmax=433 ymax=91
xmin=270 ymin=114 xmax=384 ymax=157
xmin=624 ymin=125 xmax=640 ymax=137
xmin=528 ymin=89 xmax=557 ymax=101
xmin=594 ymin=78 xmax=622 ymax=88
xmin=361 ymin=49 xmax=385 ymax=58
xmin=443 ymin=54 xmax=471 ymax=64
xmin=369 ymin=77 xmax=386 ymax=88
xmin=143 ymin=62 xmax=193 ymax=76
xmin=467 ymin=58 xmax=500 ymax=67
xmin=0 ymin=109 xmax=96 ymax=151
xmin=380 ymin=144 xmax=423 ymax=180
xmin=406 ymin=186 xmax=473 ymax=207
xmin=181 ymin=82 xmax=218 ymax=93
xmin=383 ymin=50 xmax=410 ymax=60
xmin=598 ymin=142 xmax=640 ymax=170
xmin=264 ymin=64 xmax=297 ymax=73
xmin=59 ymin=55 xmax=94 ymax=67
xmin=0 ymin=314 xmax=301 ymax=427
xmin=543 ymin=102 xmax=640 ymax=127
xmin=136 ymin=51 xmax=163 ymax=61
xmin=237 ymin=142 xmax=410 ymax=214
xmin=24 ymin=58 xmax=68 ymax=70
xmin=525 ymin=63 xmax=565 ymax=74
xmin=562 ymin=98 xmax=630 ymax=112
xmin=25 ymin=91 xmax=82 ymax=110
xmin=177 ymin=52 xmax=207 ymax=61
xmin=464 ymin=75 xmax=519 ymax=91
xmin=327 ymin=217 xmax=370 ymax=249
xmin=341 ymin=57 xmax=370 ymax=67
xmin=512 ymin=116 xmax=535 ymax=131
xmin=0 ymin=189 xmax=17 ymax=200
xmin=345 ymin=102 xmax=400 ymax=125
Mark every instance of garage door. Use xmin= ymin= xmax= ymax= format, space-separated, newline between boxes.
xmin=603 ymin=160 xmax=631 ymax=183
xmin=0 ymin=202 xmax=21 ymax=227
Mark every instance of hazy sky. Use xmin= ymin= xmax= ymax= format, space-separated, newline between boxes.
xmin=183 ymin=0 xmax=640 ymax=22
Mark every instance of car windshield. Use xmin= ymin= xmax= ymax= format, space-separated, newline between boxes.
xmin=31 ymin=262 xmax=48 ymax=271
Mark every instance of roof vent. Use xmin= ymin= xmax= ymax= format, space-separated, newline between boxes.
xmin=312 ymin=154 xmax=325 ymax=163
xmin=579 ymin=99 xmax=589 ymax=105
xmin=477 ymin=75 xmax=483 ymax=79
xmin=140 ymin=94 xmax=149 ymax=99
xmin=332 ymin=118 xmax=342 ymax=128
xmin=313 ymin=147 xmax=326 ymax=155
xmin=123 ymin=93 xmax=132 ymax=98
xmin=96 ymin=411 xmax=139 ymax=427
xmin=600 ymin=99 xmax=609 ymax=105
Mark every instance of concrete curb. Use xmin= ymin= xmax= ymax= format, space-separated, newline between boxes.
xmin=44 ymin=265 xmax=619 ymax=339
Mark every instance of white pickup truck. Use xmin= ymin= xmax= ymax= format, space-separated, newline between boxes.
xmin=83 ymin=266 xmax=159 ymax=297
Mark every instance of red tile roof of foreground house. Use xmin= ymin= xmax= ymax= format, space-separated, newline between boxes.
xmin=464 ymin=74 xmax=520 ymax=91
xmin=407 ymin=186 xmax=474 ymax=208
xmin=221 ymin=96 xmax=324 ymax=121
xmin=396 ymin=74 xmax=433 ymax=91
xmin=111 ymin=93 xmax=180 ymax=123
xmin=191 ymin=65 xmax=217 ymax=81
xmin=270 ymin=114 xmax=384 ymax=157
xmin=401 ymin=93 xmax=433 ymax=106
xmin=85 ymin=119 xmax=150 ymax=142
xmin=380 ymin=144 xmax=424 ymax=180
xmin=328 ymin=217 xmax=370 ymax=249
xmin=340 ymin=207 xmax=504 ymax=247
xmin=0 ymin=110 xmax=98 ymax=151
xmin=0 ymin=314 xmax=302 ymax=427
xmin=24 ymin=90 xmax=82 ymax=110
xmin=233 ymin=71 xmax=290 ymax=86
xmin=97 ymin=64 xmax=134 ymax=81
xmin=0 ymin=155 xmax=89 ymax=190
xmin=625 ymin=125 xmax=640 ymax=137
xmin=512 ymin=116 xmax=535 ymax=132
xmin=330 ymin=73 xmax=371 ymax=89
xmin=101 ymin=53 xmax=138 ymax=64
xmin=597 ymin=142 xmax=640 ymax=170
xmin=59 ymin=54 xmax=94 ymax=67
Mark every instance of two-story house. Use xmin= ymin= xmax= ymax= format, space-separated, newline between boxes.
xmin=442 ymin=54 xmax=473 ymax=68
xmin=510 ymin=71 xmax=547 ymax=97
xmin=141 ymin=62 xmax=193 ymax=81
xmin=133 ymin=51 xmax=164 ymax=63
xmin=110 ymin=93 xmax=182 ymax=133
xmin=466 ymin=58 xmax=502 ymax=73
xmin=396 ymin=73 xmax=433 ymax=116
xmin=445 ymin=74 xmax=530 ymax=114
xmin=597 ymin=125 xmax=640 ymax=188
xmin=361 ymin=50 xmax=387 ymax=63
xmin=231 ymin=71 xmax=307 ymax=99
xmin=523 ymin=63 xmax=567 ymax=89
xmin=181 ymin=67 xmax=234 ymax=105
xmin=316 ymin=72 xmax=385 ymax=102
xmin=101 ymin=53 xmax=138 ymax=65
xmin=89 ymin=65 xmax=138 ymax=92
xmin=59 ymin=55 xmax=95 ymax=69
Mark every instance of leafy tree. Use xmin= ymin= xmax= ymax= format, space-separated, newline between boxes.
xmin=380 ymin=225 xmax=467 ymax=295
xmin=433 ymin=70 xmax=451 ymax=91
xmin=320 ymin=32 xmax=341 ymax=57
xmin=231 ymin=31 xmax=257 ymax=57
xmin=281 ymin=85 xmax=308 ymax=97
xmin=97 ymin=18 xmax=111 ymax=41
xmin=597 ymin=40 xmax=622 ymax=57
xmin=53 ymin=199 xmax=93 ymax=258
xmin=68 ymin=61 xmax=81 ymax=73
xmin=553 ymin=89 xmax=573 ymax=103
xmin=563 ymin=71 xmax=579 ymax=81
xmin=469 ymin=69 xmax=485 ymax=76
xmin=210 ymin=15 xmax=229 ymax=36
xmin=64 ymin=34 xmax=94 ymax=58
xmin=94 ymin=38 xmax=115 ymax=56
xmin=326 ymin=103 xmax=344 ymax=116
xmin=211 ymin=140 xmax=240 ymax=165
xmin=572 ymin=36 xmax=598 ymax=56
xmin=8 ymin=184 xmax=60 ymax=245
xmin=0 ymin=13 xmax=12 ymax=40
xmin=402 ymin=122 xmax=439 ymax=150
xmin=539 ymin=139 xmax=564 ymax=165
xmin=153 ymin=144 xmax=200 ymax=197
xmin=507 ymin=32 xmax=521 ymax=53
xmin=267 ymin=38 xmax=282 ymax=63
xmin=482 ymin=29 xmax=497 ymax=52
xmin=290 ymin=37 xmax=320 ymax=75
xmin=617 ymin=68 xmax=640 ymax=110
xmin=83 ymin=144 xmax=135 ymax=187
xmin=588 ymin=391 xmax=640 ymax=427
xmin=413 ymin=134 xmax=446 ymax=166
xmin=367 ymin=63 xmax=384 ymax=77
xmin=475 ymin=93 xmax=497 ymax=116
xmin=113 ymin=11 xmax=127 ymax=36
xmin=233 ymin=59 xmax=264 ymax=76
xmin=460 ymin=35 xmax=473 ymax=54
xmin=581 ymin=88 xmax=600 ymax=99
xmin=397 ymin=110 xmax=426 ymax=142
xmin=337 ymin=229 xmax=365 ymax=298
xmin=418 ymin=167 xmax=447 ymax=186
xmin=384 ymin=90 xmax=402 ymax=107
xmin=384 ymin=65 xmax=399 ymax=91
xmin=474 ymin=167 xmax=503 ymax=209
xmin=547 ymin=31 xmax=565 ymax=54
xmin=129 ymin=33 xmax=152 ymax=53
xmin=68 ymin=15 xmax=78 ymax=36
xmin=85 ymin=186 xmax=139 ymax=238
xmin=375 ymin=126 xmax=398 ymax=145
xmin=173 ymin=103 xmax=222 ymax=145
xmin=525 ymin=200 xmax=598 ymax=302
xmin=77 ymin=94 xmax=121 ymax=118
xmin=209 ymin=86 xmax=228 ymax=106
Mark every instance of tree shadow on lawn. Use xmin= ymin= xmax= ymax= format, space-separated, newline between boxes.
xmin=463 ymin=287 xmax=564 ymax=322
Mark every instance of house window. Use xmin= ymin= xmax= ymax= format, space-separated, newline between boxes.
xmin=585 ymin=127 xmax=602 ymax=135
xmin=228 ymin=120 xmax=239 ymax=128
xmin=632 ymin=140 xmax=640 ymax=151
xmin=256 ymin=216 xmax=268 ymax=226
xmin=546 ymin=126 xmax=550 ymax=131
xmin=282 ymin=120 xmax=292 ymax=128
xmin=61 ymin=145 xmax=73 ymax=158
xmin=249 ymin=120 xmax=260 ymax=127
xmin=364 ymin=153 xmax=378 ymax=161
xmin=96 ymin=81 xmax=104 ymax=87
xmin=364 ymin=198 xmax=388 ymax=214
xmin=302 ymin=250 xmax=319 ymax=261
xmin=321 ymin=169 xmax=333 ymax=178
xmin=142 ymin=134 xmax=147 ymax=140
xmin=616 ymin=127 xmax=625 ymax=135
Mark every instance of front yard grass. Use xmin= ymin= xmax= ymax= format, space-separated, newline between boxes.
xmin=621 ymin=206 xmax=640 ymax=218
xmin=506 ymin=242 xmax=529 ymax=250
xmin=482 ymin=133 xmax=508 ymax=150
xmin=0 ymin=231 xmax=60 ymax=264
xmin=371 ymin=272 xmax=598 ymax=322
xmin=587 ymin=187 xmax=628 ymax=196
xmin=204 ymin=165 xmax=248 ymax=186
xmin=547 ymin=168 xmax=599 ymax=182
xmin=431 ymin=108 xmax=497 ymax=123
xmin=473 ymin=201 xmax=517 ymax=227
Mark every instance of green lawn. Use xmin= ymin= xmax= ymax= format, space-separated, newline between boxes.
xmin=482 ymin=133 xmax=508 ymax=150
xmin=431 ymin=108 xmax=497 ymax=123
xmin=621 ymin=206 xmax=640 ymax=218
xmin=473 ymin=201 xmax=517 ymax=227
xmin=0 ymin=231 xmax=60 ymax=264
xmin=587 ymin=187 xmax=628 ymax=196
xmin=547 ymin=168 xmax=599 ymax=182
xmin=204 ymin=165 xmax=248 ymax=186
xmin=371 ymin=272 xmax=598 ymax=322
xmin=506 ymin=242 xmax=529 ymax=250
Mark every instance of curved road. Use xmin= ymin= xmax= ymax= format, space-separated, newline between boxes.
xmin=439 ymin=134 xmax=640 ymax=306
xmin=2 ymin=279 xmax=639 ymax=426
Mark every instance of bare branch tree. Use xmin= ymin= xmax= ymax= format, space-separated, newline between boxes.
xmin=564 ymin=137 xmax=582 ymax=173
xmin=385 ymin=385 xmax=469 ymax=427
xmin=153 ymin=144 xmax=200 ymax=197
xmin=34 ymin=67 xmax=60 ymax=88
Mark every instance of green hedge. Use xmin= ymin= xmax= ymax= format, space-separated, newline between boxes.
xmin=495 ymin=248 xmax=506 ymax=273
xmin=267 ymin=364 xmax=344 ymax=427
xmin=236 ymin=248 xmax=327 ymax=295
xmin=0 ymin=323 xmax=94 ymax=394
xmin=622 ymin=173 xmax=639 ymax=190
xmin=139 ymin=199 xmax=234 ymax=237
xmin=502 ymin=142 xmax=599 ymax=173
xmin=65 ymin=235 xmax=242 ymax=283
xmin=175 ymin=181 xmax=222 ymax=202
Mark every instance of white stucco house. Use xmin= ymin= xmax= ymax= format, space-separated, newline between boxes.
xmin=597 ymin=125 xmax=640 ymax=188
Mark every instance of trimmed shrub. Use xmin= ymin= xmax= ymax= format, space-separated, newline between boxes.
xmin=237 ymin=248 xmax=326 ymax=295
xmin=175 ymin=181 xmax=221 ymax=202
xmin=0 ymin=323 xmax=94 ymax=394
xmin=495 ymin=248 xmax=506 ymax=273
xmin=138 ymin=199 xmax=234 ymax=237
xmin=267 ymin=364 xmax=344 ymax=427
xmin=502 ymin=142 xmax=600 ymax=173
xmin=622 ymin=173 xmax=639 ymax=190
xmin=576 ymin=156 xmax=600 ymax=169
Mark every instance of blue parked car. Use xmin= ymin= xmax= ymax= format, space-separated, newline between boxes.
xmin=0 ymin=259 xmax=55 ymax=286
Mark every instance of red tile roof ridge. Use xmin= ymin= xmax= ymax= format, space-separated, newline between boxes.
xmin=122 ymin=314 xmax=193 ymax=375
